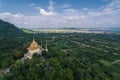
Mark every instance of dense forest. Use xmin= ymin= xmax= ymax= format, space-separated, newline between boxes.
xmin=0 ymin=20 xmax=120 ymax=80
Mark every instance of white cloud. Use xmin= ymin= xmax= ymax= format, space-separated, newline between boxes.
xmin=28 ymin=3 xmax=41 ymax=10
xmin=0 ymin=0 xmax=120 ymax=28
xmin=0 ymin=13 xmax=29 ymax=27
xmin=63 ymin=9 xmax=79 ymax=14
xmin=0 ymin=12 xmax=11 ymax=19
xmin=83 ymin=8 xmax=89 ymax=11
xmin=60 ymin=3 xmax=71 ymax=8
xmin=47 ymin=0 xmax=55 ymax=11
xmin=63 ymin=15 xmax=85 ymax=21
xmin=40 ymin=9 xmax=56 ymax=16
xmin=29 ymin=3 xmax=36 ymax=7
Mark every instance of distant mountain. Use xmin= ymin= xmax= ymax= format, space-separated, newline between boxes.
xmin=0 ymin=20 xmax=26 ymax=37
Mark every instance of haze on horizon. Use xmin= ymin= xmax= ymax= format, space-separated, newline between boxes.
xmin=0 ymin=0 xmax=120 ymax=29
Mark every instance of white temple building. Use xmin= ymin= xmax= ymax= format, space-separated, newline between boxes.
xmin=2 ymin=39 xmax=48 ymax=74
xmin=24 ymin=39 xmax=48 ymax=59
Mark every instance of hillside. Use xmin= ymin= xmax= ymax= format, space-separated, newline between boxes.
xmin=1 ymin=33 xmax=119 ymax=80
xmin=0 ymin=20 xmax=32 ymax=72
xmin=0 ymin=20 xmax=26 ymax=37
xmin=0 ymin=20 xmax=120 ymax=80
xmin=0 ymin=20 xmax=29 ymax=53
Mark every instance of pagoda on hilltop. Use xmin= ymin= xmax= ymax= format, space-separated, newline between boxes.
xmin=2 ymin=39 xmax=48 ymax=74
xmin=24 ymin=39 xmax=48 ymax=59
xmin=27 ymin=39 xmax=41 ymax=52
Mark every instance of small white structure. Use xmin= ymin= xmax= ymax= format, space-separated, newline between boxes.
xmin=24 ymin=39 xmax=46 ymax=59
xmin=2 ymin=68 xmax=10 ymax=74
xmin=45 ymin=40 xmax=48 ymax=52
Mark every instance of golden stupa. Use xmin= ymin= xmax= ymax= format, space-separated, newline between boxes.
xmin=27 ymin=39 xmax=41 ymax=51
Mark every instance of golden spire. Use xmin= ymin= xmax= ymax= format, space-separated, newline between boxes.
xmin=27 ymin=39 xmax=41 ymax=51
xmin=33 ymin=38 xmax=35 ymax=42
xmin=46 ymin=39 xmax=48 ymax=52
xmin=41 ymin=39 xmax=42 ymax=48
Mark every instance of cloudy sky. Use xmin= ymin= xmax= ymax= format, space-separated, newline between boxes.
xmin=0 ymin=0 xmax=120 ymax=28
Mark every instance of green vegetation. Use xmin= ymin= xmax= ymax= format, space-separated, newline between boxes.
xmin=21 ymin=28 xmax=34 ymax=33
xmin=0 ymin=20 xmax=120 ymax=80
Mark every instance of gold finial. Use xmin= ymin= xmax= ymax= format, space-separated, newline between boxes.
xmin=46 ymin=39 xmax=48 ymax=52
xmin=33 ymin=38 xmax=35 ymax=42
xmin=27 ymin=39 xmax=41 ymax=51
xmin=41 ymin=39 xmax=42 ymax=48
